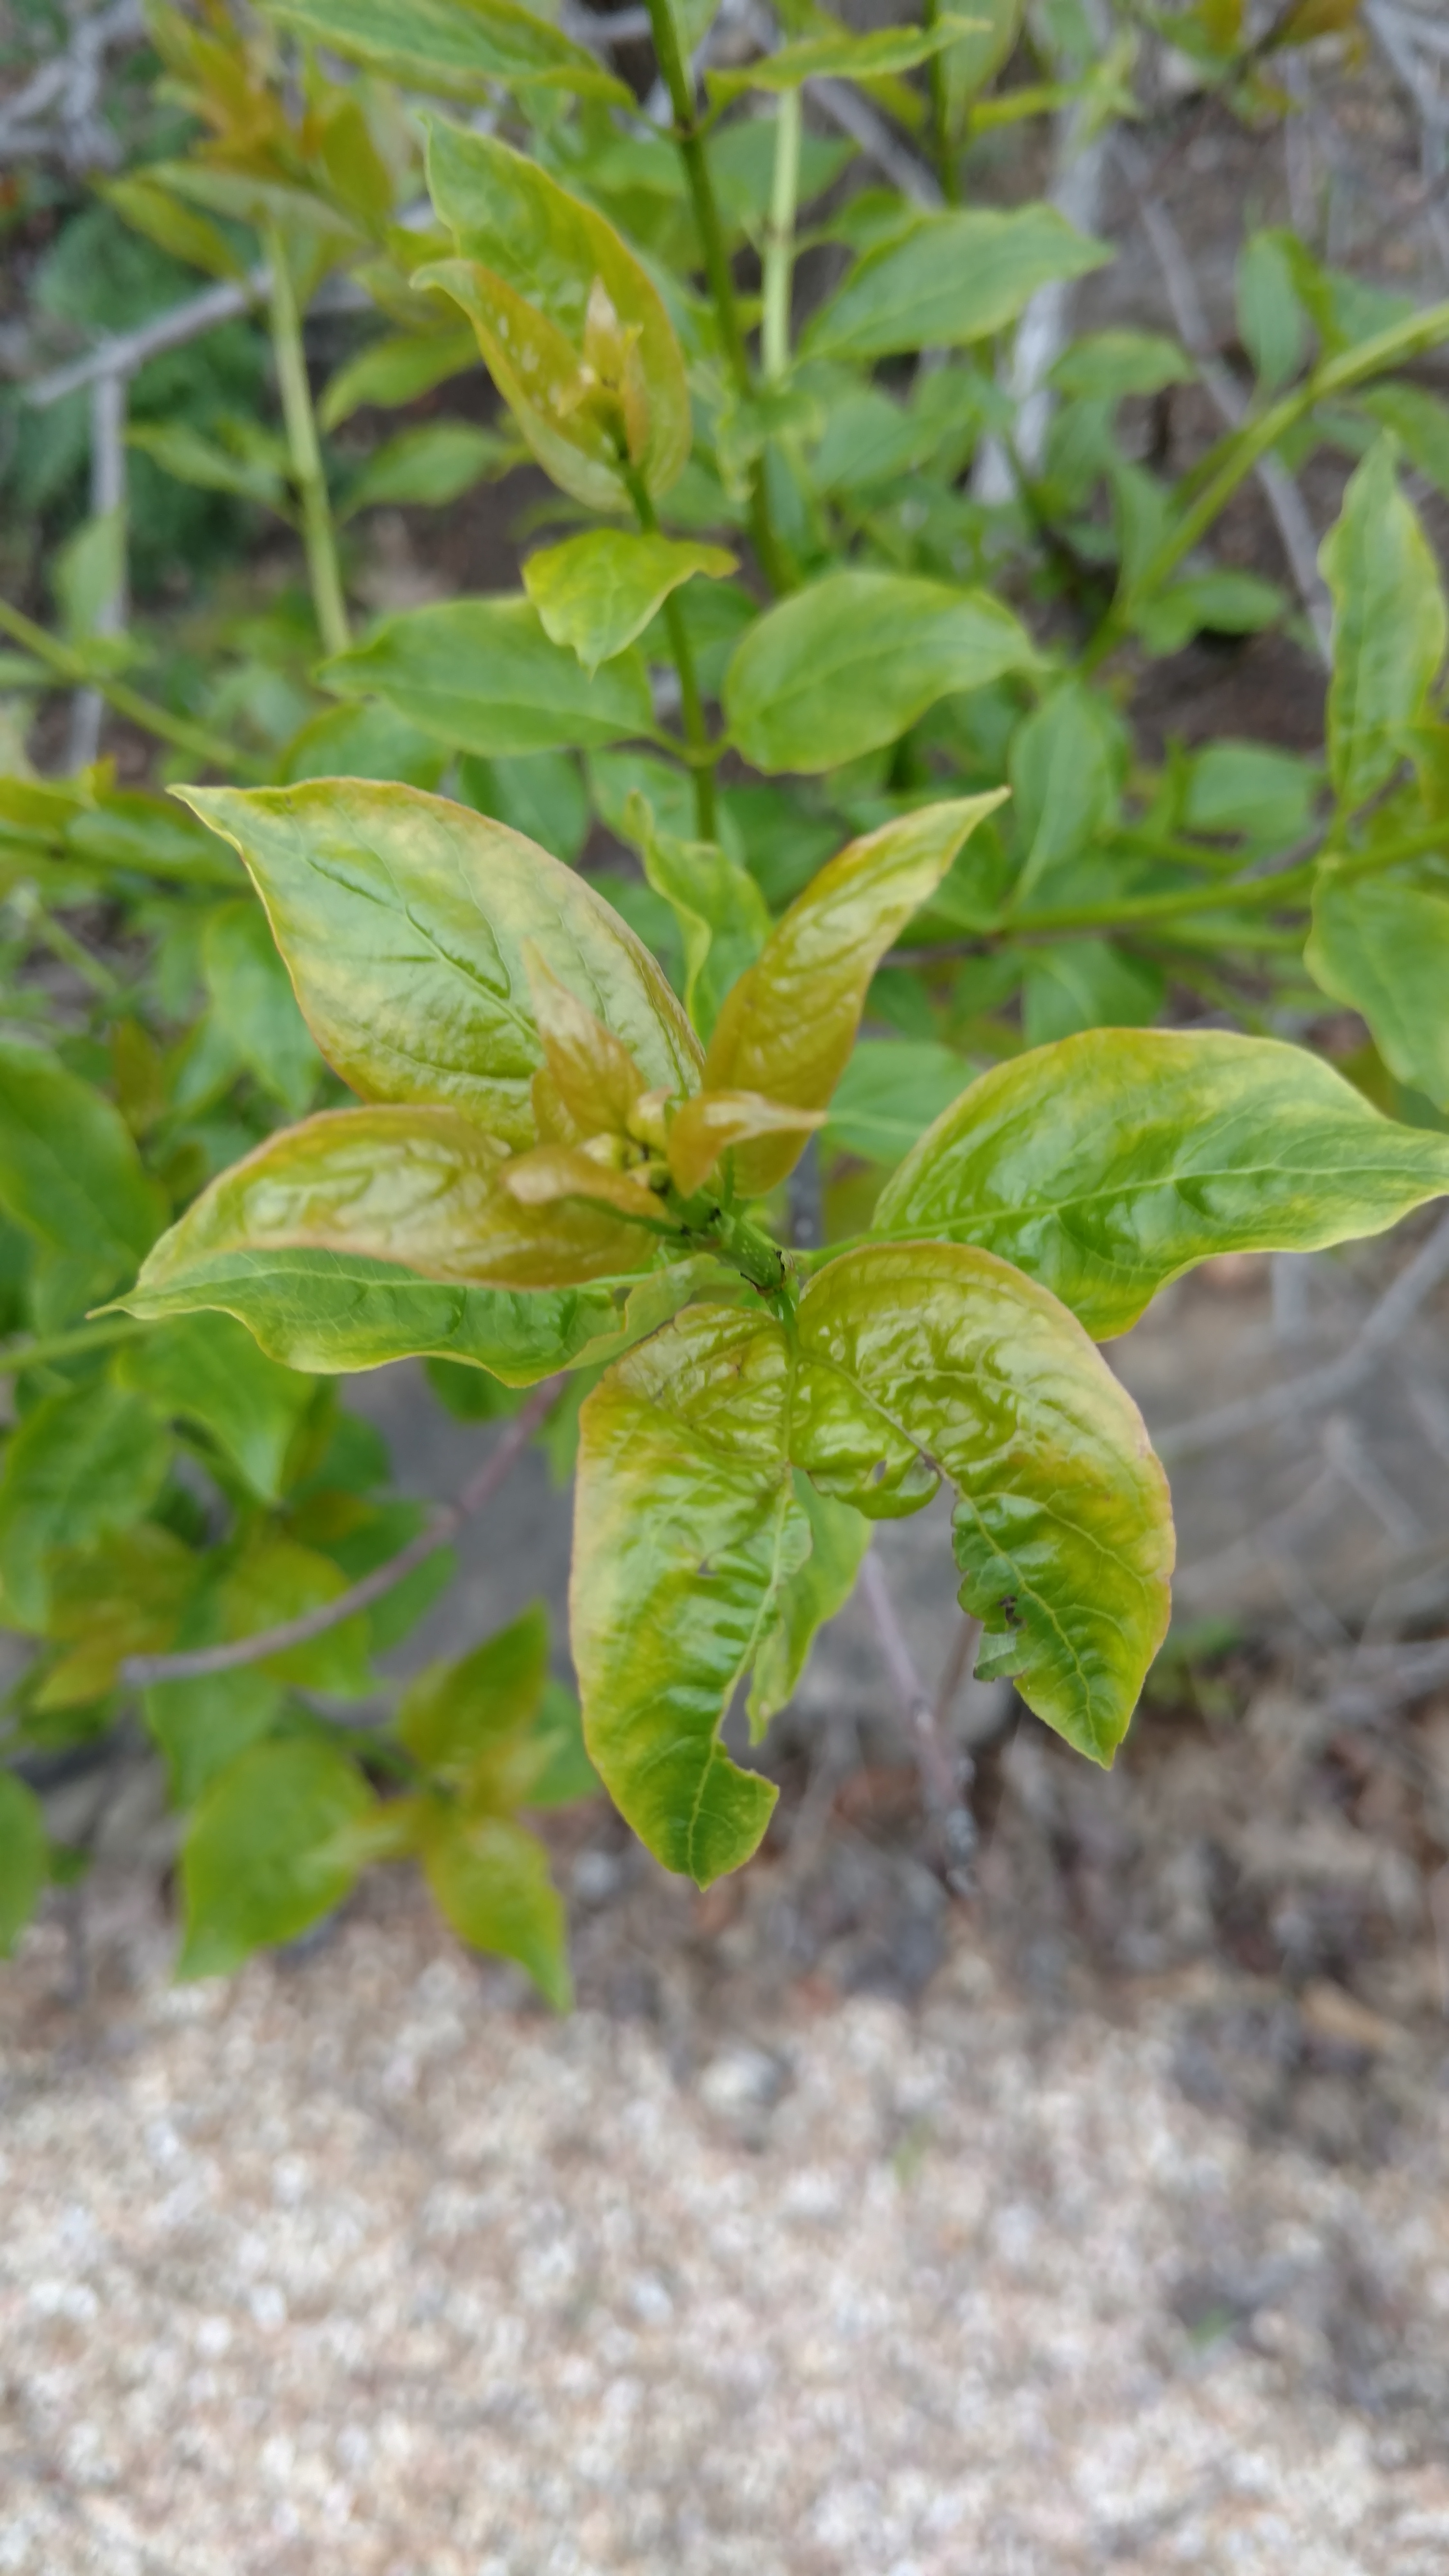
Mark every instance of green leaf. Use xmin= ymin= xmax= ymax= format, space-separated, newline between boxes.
xmin=524 ymin=532 xmax=737 ymax=676
xmin=1010 ymin=682 xmax=1124 ymax=899
xmin=424 ymin=120 xmax=689 ymax=499
xmin=1236 ymin=229 xmax=1307 ymax=393
xmin=174 ymin=780 xmax=701 ymax=1145
xmin=1048 ymin=330 xmax=1192 ymax=399
xmin=318 ymin=324 xmax=480 ymax=431
xmin=1354 ymin=384 xmax=1449 ymax=504
xmin=279 ymin=702 xmax=449 ymax=790
xmin=802 ymin=203 xmax=1110 ymax=363
xmin=703 ymin=796 xmax=1005 ymax=1193
xmin=943 ymin=0 xmax=1021 ymax=115
xmin=1134 ymin=569 xmax=1287 ymax=657
xmin=66 ymin=791 xmax=245 ymax=886
xmin=117 ymin=1239 xmax=729 ymax=1387
xmin=321 ymin=597 xmax=655 ymax=757
xmin=0 ymin=1382 xmax=170 ymax=1632
xmin=179 ymin=1738 xmax=376 ymax=1978
xmin=126 ymin=420 xmax=290 ymax=512
xmin=709 ymin=14 xmax=977 ymax=96
xmin=115 ymin=1311 xmax=318 ymax=1504
xmin=628 ymin=798 xmax=771 ymax=1041
xmin=36 ymin=1524 xmax=198 ymax=1711
xmin=1020 ymin=941 xmax=1163 ymax=1046
xmin=1322 ymin=439 xmax=1448 ymax=811
xmin=572 ymin=1303 xmax=804 ymax=1884
xmin=145 ymin=1667 xmax=285 ymax=1809
xmin=397 ymin=1599 xmax=549 ymax=1783
xmin=54 ymin=510 xmax=127 ymax=640
xmin=793 ymin=1244 xmax=1173 ymax=1764
xmin=259 ymin=0 xmax=628 ymax=102
xmin=0 ymin=1039 xmax=166 ymax=1313
xmin=724 ymin=570 xmax=1040 ymax=774
xmin=820 ymin=1036 xmax=975 ymax=1166
xmin=457 ymin=750 xmax=590 ymax=865
xmin=339 ymin=421 xmax=511 ymax=518
xmin=201 ymin=899 xmax=324 ymax=1119
xmin=524 ymin=1679 xmax=598 ymax=1807
xmin=1181 ymin=741 xmax=1321 ymax=845
xmin=1307 ymin=871 xmax=1449 ymax=1111
xmin=746 ymin=1474 xmax=870 ymax=1737
xmin=420 ymin=1808 xmax=572 ymax=2008
xmin=0 ymin=1773 xmax=47 ymax=1958
xmin=127 ymin=1106 xmax=660 ymax=1296
xmin=104 ymin=173 xmax=250 ymax=282
xmin=411 ymin=257 xmax=631 ymax=515
xmin=218 ymin=1528 xmax=371 ymax=1694
xmin=874 ymin=1028 xmax=1449 ymax=1338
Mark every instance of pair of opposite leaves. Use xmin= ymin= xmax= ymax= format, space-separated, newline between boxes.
xmin=124 ymin=779 xmax=1449 ymax=1884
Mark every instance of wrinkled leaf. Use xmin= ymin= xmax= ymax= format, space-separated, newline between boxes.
xmin=703 ymin=796 xmax=1004 ymax=1193
xmin=572 ymin=1303 xmax=804 ymax=1885
xmin=524 ymin=531 xmax=737 ymax=675
xmin=746 ymin=1475 xmax=870 ymax=1737
xmin=175 ymin=781 xmax=701 ymax=1145
xmin=793 ymin=1244 xmax=1173 ymax=1763
xmin=875 ymin=1028 xmax=1449 ymax=1338
xmin=524 ymin=944 xmax=646 ymax=1140
xmin=179 ymin=1738 xmax=376 ymax=1978
xmin=724 ymin=571 xmax=1040 ymax=773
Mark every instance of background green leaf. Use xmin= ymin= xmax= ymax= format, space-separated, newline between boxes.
xmin=178 ymin=1737 xmax=376 ymax=1977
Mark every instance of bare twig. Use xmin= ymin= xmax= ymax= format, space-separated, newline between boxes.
xmin=859 ymin=1549 xmax=976 ymax=1890
xmin=0 ymin=0 xmax=146 ymax=171
xmin=66 ymin=366 xmax=129 ymax=771
xmin=1155 ymin=1211 xmax=1449 ymax=1462
xmin=1113 ymin=131 xmax=1333 ymax=658
xmin=121 ymin=1377 xmax=564 ymax=1690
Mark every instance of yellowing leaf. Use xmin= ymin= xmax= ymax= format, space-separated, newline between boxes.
xmin=523 ymin=942 xmax=646 ymax=1139
xmin=571 ymin=1303 xmax=805 ymax=1885
xmin=874 ymin=1028 xmax=1449 ymax=1338
xmin=412 ymin=257 xmax=631 ymax=514
xmin=128 ymin=1106 xmax=659 ymax=1294
xmin=524 ymin=531 xmax=738 ymax=675
xmin=501 ymin=1141 xmax=680 ymax=1229
xmin=175 ymin=781 xmax=701 ymax=1147
xmin=794 ymin=1244 xmax=1174 ymax=1763
xmin=667 ymin=1089 xmax=826 ymax=1198
xmin=703 ymin=796 xmax=1004 ymax=1194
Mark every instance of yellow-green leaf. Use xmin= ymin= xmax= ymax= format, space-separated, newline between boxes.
xmin=179 ymin=1739 xmax=377 ymax=1978
xmin=571 ymin=1303 xmax=805 ymax=1885
xmin=0 ymin=1774 xmax=47 ymax=1959
xmin=746 ymin=1474 xmax=870 ymax=1738
xmin=703 ymin=795 xmax=1004 ymax=1193
xmin=420 ymin=1808 xmax=572 ymax=2008
xmin=398 ymin=1599 xmax=549 ymax=1784
xmin=260 ymin=0 xmax=629 ymax=105
xmin=1307 ymin=870 xmax=1449 ymax=1110
xmin=175 ymin=781 xmax=701 ymax=1145
xmin=709 ymin=15 xmax=978 ymax=99
xmin=803 ymin=203 xmax=1110 ymax=364
xmin=523 ymin=942 xmax=646 ymax=1140
xmin=318 ymin=323 xmax=480 ymax=431
xmin=524 ymin=531 xmax=737 ymax=675
xmin=628 ymin=795 xmax=772 ymax=1041
xmin=667 ymin=1090 xmax=826 ymax=1197
xmin=723 ymin=570 xmax=1041 ymax=773
xmin=793 ymin=1244 xmax=1173 ymax=1763
xmin=0 ymin=1383 xmax=170 ymax=1634
xmin=874 ymin=1028 xmax=1449 ymax=1338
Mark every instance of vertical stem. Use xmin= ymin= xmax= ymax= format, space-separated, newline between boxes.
xmin=266 ymin=223 xmax=350 ymax=658
xmin=644 ymin=0 xmax=791 ymax=594
xmin=627 ymin=465 xmax=716 ymax=838
xmin=923 ymin=0 xmax=959 ymax=206
xmin=762 ymin=89 xmax=802 ymax=384
xmin=67 ymin=365 xmax=129 ymax=772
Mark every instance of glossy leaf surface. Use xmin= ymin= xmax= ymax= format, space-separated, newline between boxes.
xmin=703 ymin=797 xmax=1004 ymax=1194
xmin=524 ymin=944 xmax=645 ymax=1139
xmin=746 ymin=1475 xmax=870 ymax=1738
xmin=571 ymin=1304 xmax=805 ymax=1885
xmin=128 ymin=1107 xmax=657 ymax=1293
xmin=179 ymin=1739 xmax=376 ymax=1978
xmin=426 ymin=120 xmax=689 ymax=496
xmin=322 ymin=597 xmax=654 ymax=757
xmin=875 ymin=1030 xmax=1449 ymax=1338
xmin=1307 ymin=871 xmax=1449 ymax=1110
xmin=176 ymin=782 xmax=701 ymax=1145
xmin=667 ymin=1091 xmax=826 ymax=1198
xmin=524 ymin=532 xmax=737 ymax=675
xmin=1322 ymin=439 xmax=1448 ymax=811
xmin=724 ymin=572 xmax=1040 ymax=773
xmin=803 ymin=205 xmax=1110 ymax=363
xmin=793 ymin=1245 xmax=1173 ymax=1762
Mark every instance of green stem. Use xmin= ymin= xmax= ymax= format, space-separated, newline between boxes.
xmin=644 ymin=0 xmax=790 ymax=594
xmin=762 ymin=90 xmax=802 ymax=384
xmin=627 ymin=469 xmax=716 ymax=837
xmin=1086 ymin=292 xmax=1449 ymax=669
xmin=923 ymin=0 xmax=959 ymax=204
xmin=266 ymin=223 xmax=350 ymax=659
xmin=0 ymin=1316 xmax=147 ymax=1377
xmin=1008 ymin=861 xmax=1317 ymax=935
xmin=0 ymin=592 xmax=258 ymax=776
xmin=10 ymin=887 xmax=120 ymax=995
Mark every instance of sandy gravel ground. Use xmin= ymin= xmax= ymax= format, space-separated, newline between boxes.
xmin=4 ymin=1871 xmax=1449 ymax=2576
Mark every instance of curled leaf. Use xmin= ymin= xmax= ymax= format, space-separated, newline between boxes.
xmin=667 ymin=1089 xmax=826 ymax=1198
